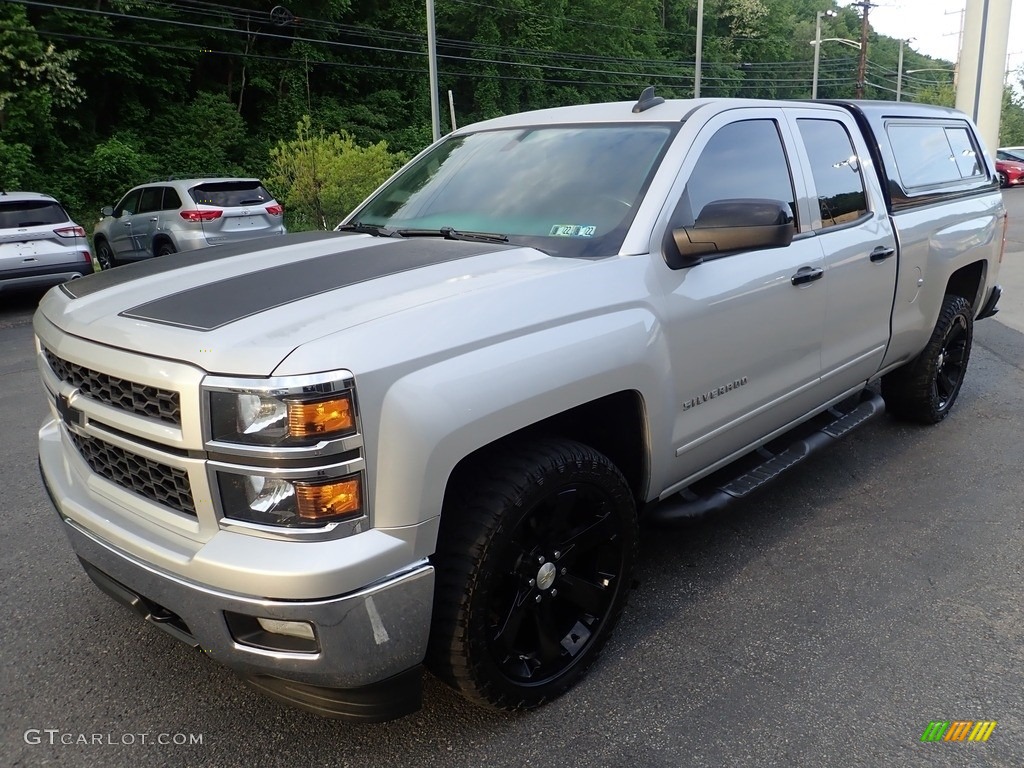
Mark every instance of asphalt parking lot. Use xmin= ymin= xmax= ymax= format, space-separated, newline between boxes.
xmin=2 ymin=192 xmax=1023 ymax=767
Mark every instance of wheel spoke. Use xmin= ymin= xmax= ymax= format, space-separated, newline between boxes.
xmin=493 ymin=587 xmax=532 ymax=652
xmin=555 ymin=512 xmax=617 ymax=564
xmin=557 ymin=572 xmax=611 ymax=616
xmin=533 ymin=603 xmax=565 ymax=666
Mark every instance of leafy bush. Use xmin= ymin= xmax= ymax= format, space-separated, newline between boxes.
xmin=267 ymin=116 xmax=407 ymax=231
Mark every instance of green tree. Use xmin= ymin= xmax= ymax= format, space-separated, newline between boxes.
xmin=0 ymin=4 xmax=82 ymax=138
xmin=267 ymin=116 xmax=407 ymax=230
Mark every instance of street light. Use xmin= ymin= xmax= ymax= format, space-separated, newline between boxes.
xmin=812 ymin=9 xmax=838 ymax=99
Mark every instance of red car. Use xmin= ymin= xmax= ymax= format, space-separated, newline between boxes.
xmin=995 ymin=150 xmax=1024 ymax=187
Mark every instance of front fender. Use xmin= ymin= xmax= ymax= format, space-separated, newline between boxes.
xmin=371 ymin=308 xmax=667 ymax=536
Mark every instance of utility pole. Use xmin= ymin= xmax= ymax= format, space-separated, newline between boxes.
xmin=694 ymin=0 xmax=704 ymax=98
xmin=426 ymin=0 xmax=440 ymax=142
xmin=896 ymin=38 xmax=905 ymax=101
xmin=853 ymin=1 xmax=873 ymax=98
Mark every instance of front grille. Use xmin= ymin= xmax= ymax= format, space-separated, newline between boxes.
xmin=43 ymin=348 xmax=181 ymax=425
xmin=68 ymin=431 xmax=196 ymax=517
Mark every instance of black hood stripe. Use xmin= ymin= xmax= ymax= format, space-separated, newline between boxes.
xmin=119 ymin=238 xmax=512 ymax=331
xmin=63 ymin=231 xmax=348 ymax=300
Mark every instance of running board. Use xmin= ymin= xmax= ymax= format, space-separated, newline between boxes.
xmin=647 ymin=391 xmax=885 ymax=526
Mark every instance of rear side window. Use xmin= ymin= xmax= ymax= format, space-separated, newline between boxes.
xmin=681 ymin=119 xmax=796 ymax=228
xmin=189 ymin=182 xmax=272 ymax=207
xmin=163 ymin=187 xmax=183 ymax=210
xmin=887 ymin=122 xmax=984 ymax=189
xmin=0 ymin=200 xmax=68 ymax=228
xmin=797 ymin=119 xmax=868 ymax=229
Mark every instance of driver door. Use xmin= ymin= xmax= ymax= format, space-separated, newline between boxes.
xmin=110 ymin=189 xmax=142 ymax=261
xmin=656 ymin=109 xmax=827 ymax=485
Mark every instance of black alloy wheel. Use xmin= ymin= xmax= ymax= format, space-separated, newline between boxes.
xmin=156 ymin=241 xmax=176 ymax=257
xmin=95 ymin=240 xmax=116 ymax=270
xmin=428 ymin=439 xmax=638 ymax=710
xmin=882 ymin=294 xmax=974 ymax=424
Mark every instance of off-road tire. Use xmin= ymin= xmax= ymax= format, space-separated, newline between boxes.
xmin=882 ymin=294 xmax=973 ymax=424
xmin=427 ymin=438 xmax=638 ymax=711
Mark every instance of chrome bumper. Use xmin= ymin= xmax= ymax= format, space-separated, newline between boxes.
xmin=39 ymin=456 xmax=434 ymax=721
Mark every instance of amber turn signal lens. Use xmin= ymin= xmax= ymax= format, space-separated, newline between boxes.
xmin=294 ymin=477 xmax=362 ymax=521
xmin=287 ymin=394 xmax=354 ymax=438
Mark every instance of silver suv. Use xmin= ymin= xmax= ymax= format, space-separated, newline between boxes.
xmin=0 ymin=191 xmax=93 ymax=295
xmin=93 ymin=177 xmax=286 ymax=269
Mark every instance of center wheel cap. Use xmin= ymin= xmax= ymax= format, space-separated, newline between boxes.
xmin=536 ymin=561 xmax=557 ymax=591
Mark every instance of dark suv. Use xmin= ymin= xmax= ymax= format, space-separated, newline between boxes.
xmin=0 ymin=192 xmax=93 ymax=295
xmin=93 ymin=177 xmax=286 ymax=268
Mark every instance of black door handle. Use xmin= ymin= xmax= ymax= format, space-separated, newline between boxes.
xmin=791 ymin=266 xmax=824 ymax=286
xmin=870 ymin=245 xmax=895 ymax=263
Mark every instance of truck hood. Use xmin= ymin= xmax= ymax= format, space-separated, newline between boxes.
xmin=39 ymin=232 xmax=588 ymax=376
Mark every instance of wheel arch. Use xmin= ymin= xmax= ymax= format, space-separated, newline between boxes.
xmin=444 ymin=390 xmax=649 ymax=508
xmin=152 ymin=233 xmax=175 ymax=255
xmin=944 ymin=260 xmax=986 ymax=312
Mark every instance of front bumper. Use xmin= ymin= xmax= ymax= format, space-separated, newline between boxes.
xmin=39 ymin=445 xmax=435 ymax=722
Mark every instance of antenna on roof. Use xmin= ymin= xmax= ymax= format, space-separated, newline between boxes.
xmin=632 ymin=86 xmax=665 ymax=114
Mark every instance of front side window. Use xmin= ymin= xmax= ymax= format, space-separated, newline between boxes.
xmin=355 ymin=124 xmax=676 ymax=258
xmin=677 ymin=119 xmax=796 ymax=230
xmin=797 ymin=119 xmax=868 ymax=229
xmin=114 ymin=189 xmax=142 ymax=217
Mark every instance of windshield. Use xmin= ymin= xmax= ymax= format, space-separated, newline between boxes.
xmin=353 ymin=124 xmax=676 ymax=258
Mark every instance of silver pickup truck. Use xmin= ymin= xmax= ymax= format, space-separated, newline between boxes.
xmin=35 ymin=93 xmax=1005 ymax=722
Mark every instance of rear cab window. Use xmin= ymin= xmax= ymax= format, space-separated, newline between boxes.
xmin=190 ymin=182 xmax=273 ymax=208
xmin=886 ymin=121 xmax=987 ymax=190
xmin=0 ymin=200 xmax=68 ymax=228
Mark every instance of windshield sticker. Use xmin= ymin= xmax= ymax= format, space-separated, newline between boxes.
xmin=549 ymin=224 xmax=597 ymax=238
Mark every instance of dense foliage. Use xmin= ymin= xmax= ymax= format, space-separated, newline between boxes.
xmin=2 ymin=0 xmax=1023 ymax=230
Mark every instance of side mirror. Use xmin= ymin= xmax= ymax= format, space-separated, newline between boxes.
xmin=665 ymin=198 xmax=795 ymax=269
xmin=101 ymin=206 xmax=114 ymax=217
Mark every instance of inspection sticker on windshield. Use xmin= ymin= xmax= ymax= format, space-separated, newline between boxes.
xmin=549 ymin=224 xmax=597 ymax=237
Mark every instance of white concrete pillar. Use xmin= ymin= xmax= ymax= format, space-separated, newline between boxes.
xmin=955 ymin=0 xmax=1012 ymax=152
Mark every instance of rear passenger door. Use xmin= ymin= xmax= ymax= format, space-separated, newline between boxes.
xmin=786 ymin=109 xmax=897 ymax=395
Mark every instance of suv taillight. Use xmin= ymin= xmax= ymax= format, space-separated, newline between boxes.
xmin=181 ymin=210 xmax=223 ymax=222
xmin=54 ymin=226 xmax=86 ymax=238
xmin=266 ymin=204 xmax=283 ymax=216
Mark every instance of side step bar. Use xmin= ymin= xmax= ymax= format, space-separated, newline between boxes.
xmin=647 ymin=391 xmax=885 ymax=526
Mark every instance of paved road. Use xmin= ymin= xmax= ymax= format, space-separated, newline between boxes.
xmin=2 ymin=194 xmax=1023 ymax=767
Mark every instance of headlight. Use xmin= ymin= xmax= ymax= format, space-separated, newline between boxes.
xmin=205 ymin=374 xmax=357 ymax=448
xmin=219 ymin=471 xmax=363 ymax=527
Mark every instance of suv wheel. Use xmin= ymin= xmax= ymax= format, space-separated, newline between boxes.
xmin=427 ymin=439 xmax=638 ymax=711
xmin=156 ymin=242 xmax=176 ymax=257
xmin=882 ymin=294 xmax=973 ymax=424
xmin=95 ymin=240 xmax=116 ymax=270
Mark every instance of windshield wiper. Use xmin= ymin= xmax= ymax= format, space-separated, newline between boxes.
xmin=336 ymin=222 xmax=398 ymax=237
xmin=395 ymin=226 xmax=509 ymax=244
